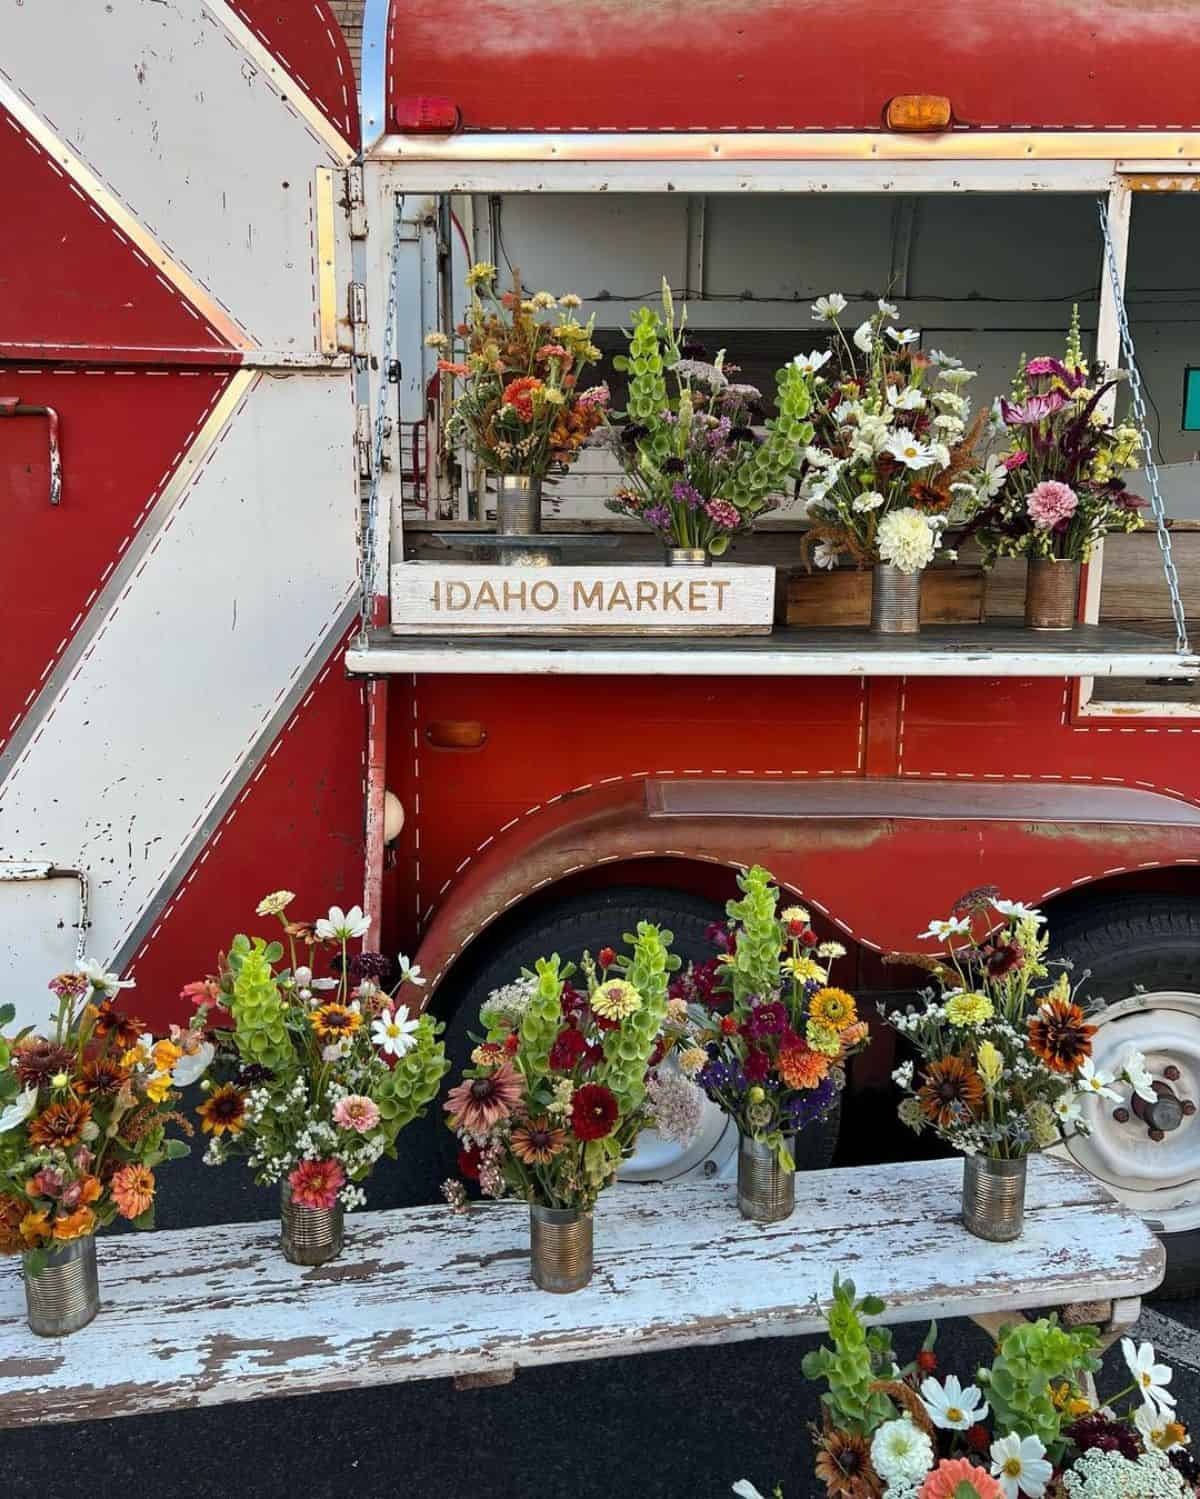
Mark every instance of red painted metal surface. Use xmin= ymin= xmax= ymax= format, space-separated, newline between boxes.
xmin=387 ymin=0 xmax=1200 ymax=133
xmin=124 ymin=644 xmax=367 ymax=1030
xmin=382 ymin=673 xmax=1200 ymax=998
xmin=0 ymin=368 xmax=232 ymax=757
xmin=224 ymin=0 xmax=360 ymax=146
xmin=0 ymin=104 xmax=236 ymax=361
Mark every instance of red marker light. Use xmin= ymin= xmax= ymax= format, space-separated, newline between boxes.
xmin=389 ymin=96 xmax=461 ymax=134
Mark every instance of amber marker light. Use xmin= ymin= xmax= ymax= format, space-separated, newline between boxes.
xmin=425 ymin=720 xmax=487 ymax=749
xmin=885 ymin=95 xmax=953 ymax=132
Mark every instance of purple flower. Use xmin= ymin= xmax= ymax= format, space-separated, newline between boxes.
xmin=746 ymin=1000 xmax=788 ymax=1039
xmin=672 ymin=480 xmax=702 ymax=510
xmin=787 ymin=1076 xmax=836 ymax=1131
xmin=699 ymin=1059 xmax=745 ymax=1095
xmin=644 ymin=505 xmax=671 ymax=532
xmin=706 ymin=416 xmax=733 ymax=450
xmin=999 ymin=391 xmax=1067 ymax=426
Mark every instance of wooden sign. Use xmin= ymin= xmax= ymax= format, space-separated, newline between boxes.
xmin=390 ymin=563 xmax=775 ymax=635
xmin=784 ymin=566 xmax=986 ymax=627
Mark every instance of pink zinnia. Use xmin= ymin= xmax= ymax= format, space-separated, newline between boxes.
xmin=443 ymin=1060 xmax=525 ymax=1135
xmin=288 ymin=1158 xmax=345 ymax=1210
xmin=1027 ymin=479 xmax=1078 ymax=530
xmin=704 ymin=498 xmax=740 ymax=530
xmin=577 ymin=383 xmax=610 ymax=410
xmin=332 ymin=1094 xmax=380 ymax=1134
xmin=919 ymin=1458 xmax=1004 ymax=1499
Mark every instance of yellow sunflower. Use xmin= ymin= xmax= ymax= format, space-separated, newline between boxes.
xmin=809 ymin=987 xmax=858 ymax=1029
xmin=309 ymin=1003 xmax=362 ymax=1041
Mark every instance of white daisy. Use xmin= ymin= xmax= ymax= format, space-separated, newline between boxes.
xmin=76 ymin=957 xmax=136 ymax=998
xmin=887 ymin=326 xmax=920 ymax=346
xmin=853 ymin=320 xmax=874 ymax=353
xmin=812 ymin=540 xmax=840 ymax=571
xmin=1077 ymin=1058 xmax=1121 ymax=1101
xmin=0 ymin=1088 xmax=38 ymax=1135
xmin=991 ymin=1432 xmax=1053 ymax=1499
xmin=812 ymin=293 xmax=847 ymax=321
xmin=314 ymin=905 xmax=370 ymax=942
xmin=992 ymin=899 xmax=1044 ymax=924
xmin=372 ymin=1004 xmax=420 ymax=1059
xmin=920 ymin=1374 xmax=989 ymax=1430
xmin=397 ymin=953 xmax=426 ymax=987
xmin=1122 ymin=1338 xmax=1177 ymax=1414
xmin=877 ymin=298 xmax=900 ymax=318
xmin=887 ymin=386 xmax=926 ymax=412
xmin=884 ymin=429 xmax=937 ymax=471
xmin=917 ymin=916 xmax=971 ymax=941
xmin=1052 ymin=1092 xmax=1083 ymax=1125
xmin=1119 ymin=1046 xmax=1158 ymax=1105
xmin=793 ymin=348 xmax=834 ymax=374
xmin=1134 ymin=1399 xmax=1187 ymax=1450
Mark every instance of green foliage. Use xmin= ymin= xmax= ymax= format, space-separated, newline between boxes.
xmin=624 ymin=306 xmax=673 ymax=460
xmin=978 ymin=1314 xmax=1102 ymax=1456
xmin=601 ymin=923 xmax=675 ymax=1111
xmin=726 ymin=361 xmax=814 ymax=513
xmin=722 ymin=865 xmax=784 ymax=1006
xmin=801 ymin=1275 xmax=899 ymax=1435
xmin=375 ymin=1014 xmax=451 ymax=1148
xmin=226 ymin=935 xmax=293 ymax=1074
xmin=518 ymin=955 xmax=569 ymax=1078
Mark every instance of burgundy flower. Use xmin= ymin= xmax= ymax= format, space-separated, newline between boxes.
xmin=1066 ymin=1413 xmax=1139 ymax=1462
xmin=559 ymin=982 xmax=588 ymax=1021
xmin=743 ymin=1048 xmax=770 ymax=1083
xmin=984 ymin=940 xmax=1024 ymax=978
xmin=549 ymin=1027 xmax=586 ymax=1072
xmin=571 ymin=1083 xmax=619 ymax=1141
xmin=746 ymin=1001 xmax=788 ymax=1040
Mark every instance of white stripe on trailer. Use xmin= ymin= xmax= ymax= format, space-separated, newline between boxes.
xmin=0 ymin=372 xmax=357 ymax=1025
xmin=1131 ymin=1306 xmax=1200 ymax=1375
xmin=2 ymin=0 xmax=352 ymax=354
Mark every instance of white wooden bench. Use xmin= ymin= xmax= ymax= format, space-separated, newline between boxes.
xmin=0 ymin=1156 xmax=1164 ymax=1427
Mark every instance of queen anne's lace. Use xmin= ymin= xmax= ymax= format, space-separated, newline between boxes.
xmin=1062 ymin=1447 xmax=1188 ymax=1497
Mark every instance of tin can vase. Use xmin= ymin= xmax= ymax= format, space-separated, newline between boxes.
xmin=529 ymin=1204 xmax=593 ymax=1293
xmin=871 ymin=564 xmax=921 ymax=635
xmin=961 ymin=1154 xmax=1027 ymax=1242
xmin=496 ymin=473 xmax=542 ymax=536
xmin=737 ymin=1133 xmax=796 ymax=1223
xmin=1025 ymin=558 xmax=1079 ymax=630
xmin=280 ymin=1180 xmax=344 ymax=1266
xmin=24 ymin=1235 xmax=100 ymax=1337
xmin=664 ymin=546 xmax=710 ymax=567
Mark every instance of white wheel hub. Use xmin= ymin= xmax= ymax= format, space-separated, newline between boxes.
xmin=1063 ymin=990 xmax=1200 ymax=1233
xmin=618 ymin=1089 xmax=737 ymax=1184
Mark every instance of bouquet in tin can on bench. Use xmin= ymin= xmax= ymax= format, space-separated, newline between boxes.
xmin=884 ymin=887 xmax=1157 ymax=1243
xmin=0 ymin=961 xmax=213 ymax=1335
xmin=605 ymin=279 xmax=815 ymax=561
xmin=441 ymin=922 xmax=704 ymax=1292
xmin=677 ymin=865 xmax=870 ymax=1223
xmin=190 ymin=892 xmax=448 ymax=1267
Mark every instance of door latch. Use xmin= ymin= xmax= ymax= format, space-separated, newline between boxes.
xmin=0 ymin=398 xmax=61 ymax=505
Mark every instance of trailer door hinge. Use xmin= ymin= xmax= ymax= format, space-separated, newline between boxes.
xmin=346 ymin=164 xmax=368 ymax=239
xmin=355 ymin=405 xmax=374 ymax=481
xmin=349 ymin=281 xmax=370 ymax=358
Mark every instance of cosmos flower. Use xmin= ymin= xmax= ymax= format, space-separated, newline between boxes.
xmin=315 ymin=905 xmax=370 ymax=942
xmin=921 ymin=1374 xmax=990 ymax=1431
xmin=811 ymin=292 xmax=848 ymax=321
xmin=372 ymin=1005 xmax=420 ymax=1058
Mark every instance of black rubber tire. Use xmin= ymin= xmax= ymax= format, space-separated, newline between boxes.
xmin=397 ymin=885 xmax=841 ymax=1202
xmin=1049 ymin=894 xmax=1200 ymax=1295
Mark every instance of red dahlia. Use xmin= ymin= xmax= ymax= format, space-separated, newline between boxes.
xmin=571 ymin=1083 xmax=619 ymax=1141
xmin=549 ymin=1027 xmax=586 ymax=1072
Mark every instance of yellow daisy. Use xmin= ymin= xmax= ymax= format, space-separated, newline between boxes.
xmin=809 ymin=987 xmax=857 ymax=1029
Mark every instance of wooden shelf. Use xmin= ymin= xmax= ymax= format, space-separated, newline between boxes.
xmin=346 ymin=622 xmax=1200 ymax=679
xmin=0 ymin=1158 xmax=1163 ymax=1427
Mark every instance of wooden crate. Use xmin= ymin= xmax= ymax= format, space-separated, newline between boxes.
xmin=783 ymin=566 xmax=986 ymax=627
xmin=391 ymin=562 xmax=776 ymax=636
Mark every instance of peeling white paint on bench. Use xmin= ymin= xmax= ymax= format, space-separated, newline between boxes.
xmin=0 ymin=1157 xmax=1164 ymax=1427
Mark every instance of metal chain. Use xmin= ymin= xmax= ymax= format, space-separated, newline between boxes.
xmin=1097 ymin=197 xmax=1191 ymax=655
xmin=359 ymin=193 xmax=405 ymax=638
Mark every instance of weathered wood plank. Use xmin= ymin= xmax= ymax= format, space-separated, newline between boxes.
xmin=0 ymin=1158 xmax=1163 ymax=1428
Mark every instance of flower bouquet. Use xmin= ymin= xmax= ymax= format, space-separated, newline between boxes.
xmin=441 ymin=921 xmax=703 ymax=1292
xmin=676 ymin=865 xmax=870 ymax=1222
xmin=732 ymin=1274 xmax=1199 ymax=1499
xmin=885 ymin=887 xmax=1155 ymax=1241
xmin=968 ymin=310 xmax=1146 ymax=629
xmin=797 ymin=293 xmax=986 ymax=633
xmin=605 ymin=280 xmax=814 ymax=562
xmin=0 ymin=960 xmax=211 ymax=1334
xmin=192 ymin=892 xmax=448 ymax=1266
xmin=427 ymin=262 xmax=609 ymax=537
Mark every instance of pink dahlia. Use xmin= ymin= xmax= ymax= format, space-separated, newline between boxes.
xmin=332 ymin=1094 xmax=380 ymax=1134
xmin=1026 ymin=479 xmax=1078 ymax=530
xmin=443 ymin=1060 xmax=525 ymax=1135
xmin=288 ymin=1158 xmax=346 ymax=1210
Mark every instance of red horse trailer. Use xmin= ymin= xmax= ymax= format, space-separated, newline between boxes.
xmin=4 ymin=0 xmax=1200 ymax=1271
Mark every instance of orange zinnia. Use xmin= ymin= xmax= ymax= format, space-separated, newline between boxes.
xmin=110 ymin=1163 xmax=156 ymax=1220
xmin=777 ymin=1041 xmax=831 ymax=1090
xmin=27 ymin=1099 xmax=91 ymax=1150
xmin=1028 ymin=998 xmax=1096 ymax=1073
xmin=918 ymin=1055 xmax=985 ymax=1129
xmin=52 ymin=1206 xmax=96 ymax=1241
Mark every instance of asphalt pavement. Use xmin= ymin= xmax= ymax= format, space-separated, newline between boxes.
xmin=7 ymin=1140 xmax=1200 ymax=1499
